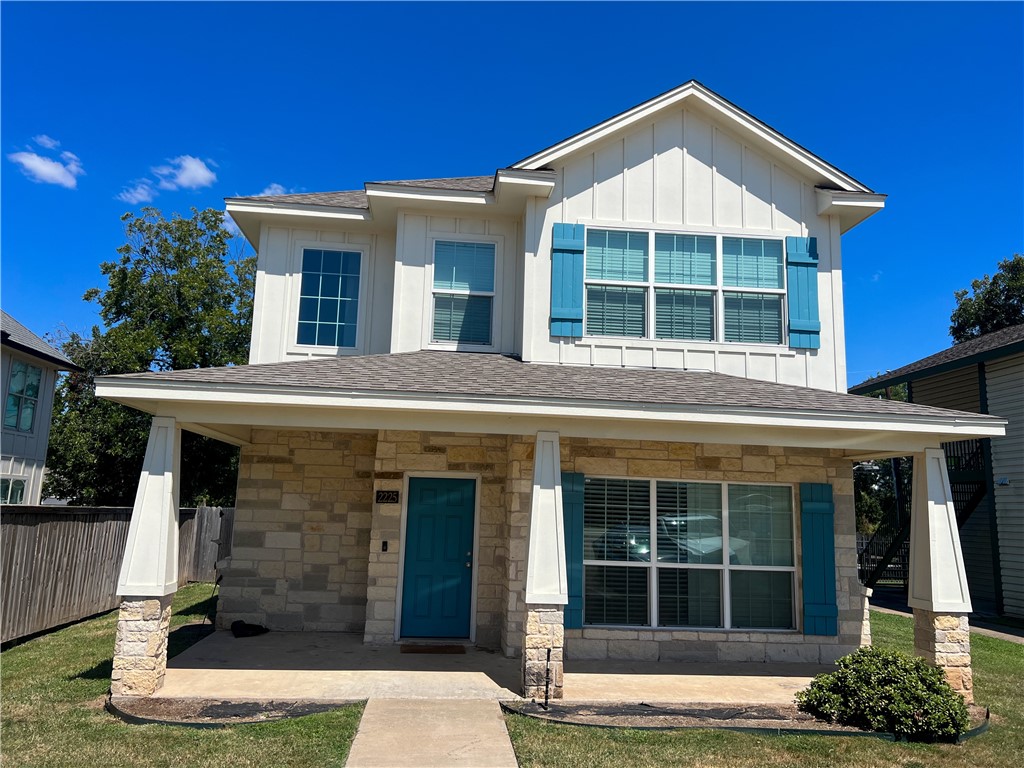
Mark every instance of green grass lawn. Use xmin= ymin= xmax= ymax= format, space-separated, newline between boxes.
xmin=0 ymin=584 xmax=362 ymax=768
xmin=506 ymin=611 xmax=1024 ymax=768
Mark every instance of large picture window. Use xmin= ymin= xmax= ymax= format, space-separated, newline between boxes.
xmin=583 ymin=229 xmax=785 ymax=345
xmin=582 ymin=478 xmax=795 ymax=629
xmin=432 ymin=241 xmax=495 ymax=346
xmin=4 ymin=360 xmax=42 ymax=433
xmin=297 ymin=248 xmax=362 ymax=348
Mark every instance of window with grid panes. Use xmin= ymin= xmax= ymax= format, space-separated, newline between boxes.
xmin=583 ymin=229 xmax=785 ymax=344
xmin=296 ymin=249 xmax=361 ymax=347
xmin=4 ymin=360 xmax=42 ymax=433
xmin=432 ymin=241 xmax=495 ymax=346
xmin=582 ymin=478 xmax=795 ymax=629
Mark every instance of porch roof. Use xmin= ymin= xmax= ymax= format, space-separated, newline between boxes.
xmin=96 ymin=352 xmax=1004 ymax=452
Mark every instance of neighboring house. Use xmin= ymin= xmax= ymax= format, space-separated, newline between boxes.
xmin=851 ymin=324 xmax=1024 ymax=619
xmin=1 ymin=312 xmax=78 ymax=506
xmin=96 ymin=81 xmax=1004 ymax=702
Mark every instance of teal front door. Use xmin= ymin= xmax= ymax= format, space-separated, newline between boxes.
xmin=401 ymin=477 xmax=475 ymax=638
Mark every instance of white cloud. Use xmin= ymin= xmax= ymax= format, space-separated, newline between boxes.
xmin=258 ymin=182 xmax=288 ymax=196
xmin=152 ymin=155 xmax=217 ymax=191
xmin=33 ymin=134 xmax=60 ymax=150
xmin=7 ymin=149 xmax=85 ymax=189
xmin=116 ymin=180 xmax=157 ymax=204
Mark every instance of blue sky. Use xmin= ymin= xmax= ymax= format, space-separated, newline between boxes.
xmin=2 ymin=1 xmax=1021 ymax=387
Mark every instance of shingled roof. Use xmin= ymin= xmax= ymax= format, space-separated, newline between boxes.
xmin=0 ymin=311 xmax=77 ymax=370
xmin=107 ymin=351 xmax=991 ymax=422
xmin=850 ymin=324 xmax=1024 ymax=393
xmin=229 ymin=175 xmax=495 ymax=210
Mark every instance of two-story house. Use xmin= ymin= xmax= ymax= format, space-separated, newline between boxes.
xmin=2 ymin=311 xmax=78 ymax=505
xmin=97 ymin=81 xmax=1004 ymax=702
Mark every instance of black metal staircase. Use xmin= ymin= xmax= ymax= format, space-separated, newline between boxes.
xmin=857 ymin=440 xmax=989 ymax=590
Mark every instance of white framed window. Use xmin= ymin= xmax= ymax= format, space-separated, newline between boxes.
xmin=430 ymin=240 xmax=496 ymax=347
xmin=1 ymin=478 xmax=27 ymax=504
xmin=583 ymin=228 xmax=785 ymax=345
xmin=4 ymin=360 xmax=42 ymax=433
xmin=294 ymin=245 xmax=365 ymax=350
xmin=582 ymin=478 xmax=796 ymax=629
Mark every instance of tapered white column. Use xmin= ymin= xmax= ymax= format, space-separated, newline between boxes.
xmin=117 ymin=416 xmax=181 ymax=597
xmin=908 ymin=447 xmax=974 ymax=702
xmin=907 ymin=448 xmax=971 ymax=613
xmin=524 ymin=431 xmax=567 ymax=604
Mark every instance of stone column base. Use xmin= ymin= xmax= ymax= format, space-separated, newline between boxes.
xmin=522 ymin=605 xmax=564 ymax=700
xmin=111 ymin=594 xmax=174 ymax=697
xmin=913 ymin=608 xmax=973 ymax=704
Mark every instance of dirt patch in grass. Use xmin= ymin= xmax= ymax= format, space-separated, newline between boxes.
xmin=108 ymin=696 xmax=359 ymax=726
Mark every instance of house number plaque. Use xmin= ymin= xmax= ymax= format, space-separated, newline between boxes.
xmin=375 ymin=490 xmax=400 ymax=504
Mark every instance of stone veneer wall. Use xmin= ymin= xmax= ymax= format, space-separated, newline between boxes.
xmin=504 ymin=438 xmax=870 ymax=665
xmin=363 ymin=431 xmax=510 ymax=648
xmin=217 ymin=429 xmax=376 ymax=631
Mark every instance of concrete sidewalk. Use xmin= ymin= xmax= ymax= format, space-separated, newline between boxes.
xmin=345 ymin=699 xmax=518 ymax=768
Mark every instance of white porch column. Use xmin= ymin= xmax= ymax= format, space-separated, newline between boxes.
xmin=111 ymin=416 xmax=181 ymax=697
xmin=522 ymin=431 xmax=566 ymax=699
xmin=908 ymin=447 xmax=974 ymax=702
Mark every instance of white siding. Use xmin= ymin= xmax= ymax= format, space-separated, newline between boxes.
xmin=1 ymin=347 xmax=60 ymax=505
xmin=523 ymin=105 xmax=845 ymax=392
xmin=248 ymin=225 xmax=394 ymax=364
xmin=390 ymin=213 xmax=520 ymax=355
xmin=987 ymin=354 xmax=1024 ymax=618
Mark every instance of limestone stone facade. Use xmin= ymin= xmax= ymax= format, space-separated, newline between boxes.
xmin=522 ymin=605 xmax=565 ymax=699
xmin=216 ymin=428 xmax=870 ymax=673
xmin=913 ymin=609 xmax=973 ymax=703
xmin=110 ymin=595 xmax=173 ymax=696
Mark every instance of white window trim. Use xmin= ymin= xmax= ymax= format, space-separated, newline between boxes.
xmin=424 ymin=234 xmax=504 ymax=353
xmin=4 ymin=360 xmax=42 ymax=434
xmin=0 ymin=476 xmax=28 ymax=504
xmin=580 ymin=476 xmax=797 ymax=631
xmin=287 ymin=239 xmax=370 ymax=356
xmin=580 ymin=226 xmax=788 ymax=348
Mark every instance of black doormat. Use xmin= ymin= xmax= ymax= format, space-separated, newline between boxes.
xmin=400 ymin=644 xmax=466 ymax=654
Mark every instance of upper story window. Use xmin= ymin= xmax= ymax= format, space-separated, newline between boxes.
xmin=297 ymin=248 xmax=362 ymax=348
xmin=4 ymin=360 xmax=42 ymax=433
xmin=584 ymin=229 xmax=785 ymax=345
xmin=431 ymin=240 xmax=495 ymax=347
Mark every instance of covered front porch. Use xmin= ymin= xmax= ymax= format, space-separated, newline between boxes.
xmin=95 ymin=352 xmax=1005 ymax=704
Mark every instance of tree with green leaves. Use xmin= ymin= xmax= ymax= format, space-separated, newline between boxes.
xmin=44 ymin=207 xmax=256 ymax=506
xmin=949 ymin=254 xmax=1024 ymax=342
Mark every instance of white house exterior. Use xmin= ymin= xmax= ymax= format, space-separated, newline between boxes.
xmin=1 ymin=311 xmax=77 ymax=506
xmin=96 ymin=81 xmax=1003 ymax=702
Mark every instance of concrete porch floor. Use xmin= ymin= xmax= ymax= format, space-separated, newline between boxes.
xmin=156 ymin=629 xmax=829 ymax=705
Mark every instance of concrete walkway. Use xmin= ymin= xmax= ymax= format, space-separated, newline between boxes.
xmin=345 ymin=699 xmax=518 ymax=768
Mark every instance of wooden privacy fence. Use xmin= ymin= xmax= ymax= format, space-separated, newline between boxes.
xmin=1 ymin=505 xmax=234 ymax=644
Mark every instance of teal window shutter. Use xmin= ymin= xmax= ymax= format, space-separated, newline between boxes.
xmin=800 ymin=482 xmax=838 ymax=636
xmin=562 ymin=472 xmax=585 ymax=629
xmin=785 ymin=237 xmax=821 ymax=349
xmin=551 ymin=223 xmax=585 ymax=338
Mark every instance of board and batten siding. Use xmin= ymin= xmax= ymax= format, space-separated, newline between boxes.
xmin=390 ymin=213 xmax=521 ymax=356
xmin=910 ymin=366 xmax=996 ymax=613
xmin=1 ymin=347 xmax=60 ymax=506
xmin=986 ymin=353 xmax=1024 ymax=618
xmin=523 ymin=105 xmax=846 ymax=392
xmin=248 ymin=224 xmax=396 ymax=364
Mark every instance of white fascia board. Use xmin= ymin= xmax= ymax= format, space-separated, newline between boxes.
xmin=816 ymin=188 xmax=887 ymax=233
xmin=364 ymin=185 xmax=492 ymax=206
xmin=225 ymin=201 xmax=371 ymax=222
xmin=495 ymin=169 xmax=556 ymax=197
xmin=95 ymin=378 xmax=1007 ymax=442
xmin=512 ymin=82 xmax=871 ymax=193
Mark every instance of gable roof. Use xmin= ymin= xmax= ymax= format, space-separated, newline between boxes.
xmin=510 ymin=80 xmax=874 ymax=193
xmin=105 ymin=350 xmax=991 ymax=423
xmin=0 ymin=311 xmax=78 ymax=370
xmin=227 ymin=176 xmax=495 ymax=211
xmin=850 ymin=324 xmax=1024 ymax=393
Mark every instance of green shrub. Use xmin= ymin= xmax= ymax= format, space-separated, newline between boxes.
xmin=795 ymin=646 xmax=970 ymax=742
